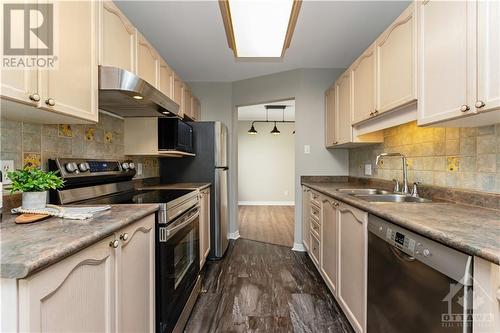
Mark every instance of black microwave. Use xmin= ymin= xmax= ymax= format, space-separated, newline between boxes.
xmin=158 ymin=118 xmax=194 ymax=153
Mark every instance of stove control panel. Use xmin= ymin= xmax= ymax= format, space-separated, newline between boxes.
xmin=50 ymin=158 xmax=136 ymax=179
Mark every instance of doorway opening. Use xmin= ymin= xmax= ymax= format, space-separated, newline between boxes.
xmin=236 ymin=99 xmax=295 ymax=247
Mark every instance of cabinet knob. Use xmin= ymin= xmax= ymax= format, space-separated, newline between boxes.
xmin=29 ymin=93 xmax=40 ymax=102
xmin=45 ymin=98 xmax=55 ymax=106
xmin=374 ymin=110 xmax=379 ymax=115
xmin=110 ymin=239 xmax=119 ymax=248
xmin=120 ymin=233 xmax=129 ymax=241
xmin=334 ymin=202 xmax=339 ymax=207
xmin=475 ymin=100 xmax=485 ymax=109
xmin=332 ymin=141 xmax=338 ymax=145
xmin=460 ymin=105 xmax=470 ymax=112
xmin=370 ymin=112 xmax=374 ymax=117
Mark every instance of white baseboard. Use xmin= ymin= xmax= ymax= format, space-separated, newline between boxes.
xmin=291 ymin=242 xmax=306 ymax=252
xmin=238 ymin=201 xmax=295 ymax=206
xmin=228 ymin=230 xmax=240 ymax=240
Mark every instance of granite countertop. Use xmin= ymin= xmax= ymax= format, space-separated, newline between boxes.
xmin=1 ymin=204 xmax=159 ymax=279
xmin=140 ymin=182 xmax=211 ymax=191
xmin=302 ymin=182 xmax=500 ymax=265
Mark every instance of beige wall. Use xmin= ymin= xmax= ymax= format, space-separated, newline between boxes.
xmin=349 ymin=121 xmax=500 ymax=193
xmin=237 ymin=121 xmax=295 ymax=204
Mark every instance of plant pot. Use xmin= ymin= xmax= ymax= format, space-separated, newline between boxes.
xmin=22 ymin=191 xmax=47 ymax=210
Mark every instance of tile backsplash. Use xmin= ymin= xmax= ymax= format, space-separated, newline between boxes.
xmin=349 ymin=121 xmax=500 ymax=193
xmin=1 ymin=112 xmax=159 ymax=181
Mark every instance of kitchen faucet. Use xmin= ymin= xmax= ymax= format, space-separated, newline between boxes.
xmin=376 ymin=152 xmax=409 ymax=194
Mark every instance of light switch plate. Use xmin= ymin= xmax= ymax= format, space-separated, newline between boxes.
xmin=137 ymin=163 xmax=143 ymax=175
xmin=0 ymin=160 xmax=14 ymax=184
xmin=364 ymin=164 xmax=372 ymax=176
xmin=304 ymin=145 xmax=310 ymax=154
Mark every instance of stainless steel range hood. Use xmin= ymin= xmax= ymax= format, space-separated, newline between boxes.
xmin=98 ymin=65 xmax=180 ymax=118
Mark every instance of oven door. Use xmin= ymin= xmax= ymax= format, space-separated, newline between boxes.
xmin=157 ymin=205 xmax=200 ymax=333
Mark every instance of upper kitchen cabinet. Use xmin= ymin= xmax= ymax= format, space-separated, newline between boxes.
xmin=325 ymin=86 xmax=337 ymax=148
xmin=375 ymin=3 xmax=417 ymax=114
xmin=418 ymin=0 xmax=500 ymax=126
xmin=336 ymin=71 xmax=353 ymax=144
xmin=99 ymin=1 xmax=136 ymax=72
xmin=136 ymin=32 xmax=159 ymax=88
xmin=351 ymin=44 xmax=376 ymax=124
xmin=173 ymin=74 xmax=184 ymax=117
xmin=192 ymin=96 xmax=201 ymax=121
xmin=158 ymin=58 xmax=174 ymax=99
xmin=1 ymin=0 xmax=99 ymax=124
xmin=183 ymin=86 xmax=193 ymax=120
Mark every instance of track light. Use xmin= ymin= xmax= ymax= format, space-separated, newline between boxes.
xmin=270 ymin=122 xmax=281 ymax=135
xmin=248 ymin=122 xmax=258 ymax=135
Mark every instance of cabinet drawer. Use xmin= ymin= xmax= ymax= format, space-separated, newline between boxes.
xmin=310 ymin=204 xmax=321 ymax=222
xmin=310 ymin=218 xmax=321 ymax=239
xmin=310 ymin=232 xmax=320 ymax=265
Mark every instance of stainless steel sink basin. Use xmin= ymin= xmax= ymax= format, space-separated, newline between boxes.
xmin=354 ymin=194 xmax=432 ymax=203
xmin=337 ymin=188 xmax=391 ymax=195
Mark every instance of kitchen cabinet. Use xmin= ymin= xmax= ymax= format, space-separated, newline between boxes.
xmin=15 ymin=214 xmax=155 ymax=332
xmin=136 ymin=32 xmax=159 ymax=88
xmin=99 ymin=1 xmax=136 ymax=72
xmin=199 ymin=188 xmax=211 ymax=268
xmin=301 ymin=187 xmax=311 ymax=251
xmin=351 ymin=44 xmax=376 ymax=124
xmin=116 ymin=215 xmax=155 ymax=332
xmin=324 ymin=86 xmax=337 ymax=148
xmin=375 ymin=3 xmax=417 ymax=114
xmin=418 ymin=0 xmax=500 ymax=126
xmin=183 ymin=87 xmax=193 ymax=120
xmin=159 ymin=59 xmax=174 ymax=99
xmin=336 ymin=71 xmax=353 ymax=144
xmin=320 ymin=197 xmax=339 ymax=296
xmin=192 ymin=96 xmax=201 ymax=121
xmin=173 ymin=74 xmax=184 ymax=117
xmin=338 ymin=202 xmax=367 ymax=333
xmin=1 ymin=0 xmax=98 ymax=124
xmin=473 ymin=257 xmax=500 ymax=333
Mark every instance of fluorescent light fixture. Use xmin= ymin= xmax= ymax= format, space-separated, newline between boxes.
xmin=219 ymin=0 xmax=302 ymax=58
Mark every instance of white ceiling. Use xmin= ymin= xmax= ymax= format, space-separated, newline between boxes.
xmin=116 ymin=1 xmax=410 ymax=82
xmin=238 ymin=100 xmax=295 ymax=121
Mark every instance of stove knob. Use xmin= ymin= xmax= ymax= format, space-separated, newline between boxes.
xmin=122 ymin=162 xmax=129 ymax=170
xmin=78 ymin=163 xmax=89 ymax=172
xmin=422 ymin=249 xmax=432 ymax=257
xmin=128 ymin=162 xmax=135 ymax=170
xmin=65 ymin=162 xmax=78 ymax=173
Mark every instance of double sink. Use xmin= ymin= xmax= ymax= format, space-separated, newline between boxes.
xmin=337 ymin=188 xmax=432 ymax=203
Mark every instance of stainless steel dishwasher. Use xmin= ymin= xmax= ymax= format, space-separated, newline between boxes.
xmin=367 ymin=214 xmax=473 ymax=333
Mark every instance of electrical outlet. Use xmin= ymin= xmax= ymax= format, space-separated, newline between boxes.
xmin=364 ymin=164 xmax=372 ymax=176
xmin=304 ymin=145 xmax=310 ymax=154
xmin=137 ymin=163 xmax=143 ymax=175
xmin=0 ymin=160 xmax=14 ymax=184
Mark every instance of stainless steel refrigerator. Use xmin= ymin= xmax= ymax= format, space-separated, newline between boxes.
xmin=159 ymin=121 xmax=229 ymax=258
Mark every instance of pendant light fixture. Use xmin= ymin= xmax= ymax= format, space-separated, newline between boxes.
xmin=248 ymin=122 xmax=258 ymax=135
xmin=270 ymin=121 xmax=281 ymax=135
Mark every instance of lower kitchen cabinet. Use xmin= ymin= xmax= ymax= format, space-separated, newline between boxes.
xmin=302 ymin=186 xmax=312 ymax=251
xmin=199 ymin=187 xmax=211 ymax=268
xmin=473 ymin=257 xmax=500 ymax=333
xmin=14 ymin=214 xmax=155 ymax=332
xmin=320 ymin=196 xmax=339 ymax=296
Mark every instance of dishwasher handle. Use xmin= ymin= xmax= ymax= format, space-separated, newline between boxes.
xmin=389 ymin=244 xmax=416 ymax=262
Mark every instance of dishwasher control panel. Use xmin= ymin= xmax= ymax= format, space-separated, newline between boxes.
xmin=386 ymin=228 xmax=416 ymax=255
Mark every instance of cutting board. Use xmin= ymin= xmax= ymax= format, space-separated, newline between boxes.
xmin=15 ymin=213 xmax=50 ymax=224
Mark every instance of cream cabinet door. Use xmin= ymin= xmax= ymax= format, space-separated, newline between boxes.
xmin=338 ymin=203 xmax=367 ymax=333
xmin=116 ymin=214 xmax=155 ymax=333
xmin=136 ymin=32 xmax=159 ymax=88
xmin=473 ymin=257 xmax=500 ymax=333
xmin=39 ymin=0 xmax=98 ymax=122
xmin=336 ymin=72 xmax=352 ymax=144
xmin=200 ymin=188 xmax=211 ymax=268
xmin=302 ymin=187 xmax=311 ymax=251
xmin=351 ymin=44 xmax=375 ymax=124
xmin=18 ymin=235 xmax=116 ymax=332
xmin=159 ymin=59 xmax=174 ymax=99
xmin=325 ymin=86 xmax=337 ymax=147
xmin=173 ymin=74 xmax=184 ymax=117
xmin=183 ymin=87 xmax=193 ymax=120
xmin=476 ymin=0 xmax=500 ymax=113
xmin=320 ymin=197 xmax=339 ymax=296
xmin=376 ymin=3 xmax=416 ymax=114
xmin=100 ymin=1 xmax=135 ymax=72
xmin=418 ymin=0 xmax=476 ymax=125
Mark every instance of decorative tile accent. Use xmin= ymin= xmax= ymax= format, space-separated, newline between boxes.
xmin=447 ymin=156 xmax=459 ymax=172
xmin=105 ymin=131 xmax=113 ymax=143
xmin=58 ymin=124 xmax=73 ymax=138
xmin=23 ymin=153 xmax=41 ymax=169
xmin=84 ymin=127 xmax=95 ymax=141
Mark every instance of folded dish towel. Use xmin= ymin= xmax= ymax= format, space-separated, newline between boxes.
xmin=11 ymin=204 xmax=111 ymax=220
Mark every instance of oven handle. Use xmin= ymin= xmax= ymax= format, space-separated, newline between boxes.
xmin=166 ymin=206 xmax=199 ymax=239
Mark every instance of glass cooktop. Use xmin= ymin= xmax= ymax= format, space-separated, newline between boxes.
xmin=81 ymin=189 xmax=194 ymax=205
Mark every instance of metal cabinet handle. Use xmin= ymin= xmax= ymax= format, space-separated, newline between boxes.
xmin=29 ymin=93 xmax=40 ymax=102
xmin=475 ymin=100 xmax=485 ymax=109
xmin=332 ymin=141 xmax=338 ymax=145
xmin=460 ymin=105 xmax=470 ymax=112
xmin=374 ymin=110 xmax=379 ymax=115
xmin=120 ymin=233 xmax=129 ymax=241
xmin=369 ymin=112 xmax=374 ymax=117
xmin=333 ymin=202 xmax=339 ymax=207
xmin=109 ymin=239 xmax=119 ymax=248
xmin=45 ymin=98 xmax=55 ymax=106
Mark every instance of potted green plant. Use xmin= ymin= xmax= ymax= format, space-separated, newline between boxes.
xmin=7 ymin=167 xmax=64 ymax=210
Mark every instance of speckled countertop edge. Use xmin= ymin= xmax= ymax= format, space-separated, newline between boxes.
xmin=302 ymin=181 xmax=500 ymax=265
xmin=1 ymin=204 xmax=159 ymax=279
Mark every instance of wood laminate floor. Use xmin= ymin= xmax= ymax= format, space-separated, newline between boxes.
xmin=185 ymin=239 xmax=354 ymax=333
xmin=238 ymin=206 xmax=295 ymax=248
